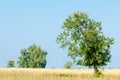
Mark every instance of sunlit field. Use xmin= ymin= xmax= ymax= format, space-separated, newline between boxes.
xmin=0 ymin=68 xmax=120 ymax=80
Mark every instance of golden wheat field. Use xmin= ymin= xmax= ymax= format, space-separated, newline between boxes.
xmin=0 ymin=68 xmax=120 ymax=80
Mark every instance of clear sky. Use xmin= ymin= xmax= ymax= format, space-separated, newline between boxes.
xmin=0 ymin=0 xmax=120 ymax=68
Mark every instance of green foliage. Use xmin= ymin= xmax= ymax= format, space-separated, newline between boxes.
xmin=7 ymin=60 xmax=15 ymax=68
xmin=17 ymin=44 xmax=47 ymax=68
xmin=56 ymin=12 xmax=114 ymax=73
xmin=93 ymin=71 xmax=104 ymax=77
xmin=64 ymin=61 xmax=73 ymax=69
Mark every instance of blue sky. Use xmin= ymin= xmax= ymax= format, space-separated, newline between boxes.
xmin=0 ymin=0 xmax=120 ymax=68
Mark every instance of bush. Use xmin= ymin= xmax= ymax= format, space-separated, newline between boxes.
xmin=94 ymin=71 xmax=104 ymax=77
xmin=7 ymin=60 xmax=15 ymax=68
xmin=64 ymin=61 xmax=73 ymax=69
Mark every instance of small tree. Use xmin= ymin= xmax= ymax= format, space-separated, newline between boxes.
xmin=17 ymin=44 xmax=47 ymax=68
xmin=56 ymin=12 xmax=114 ymax=75
xmin=7 ymin=60 xmax=15 ymax=68
xmin=64 ymin=61 xmax=73 ymax=69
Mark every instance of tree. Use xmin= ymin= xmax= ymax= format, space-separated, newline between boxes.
xmin=56 ymin=12 xmax=114 ymax=74
xmin=17 ymin=44 xmax=47 ymax=68
xmin=64 ymin=61 xmax=73 ymax=69
xmin=7 ymin=60 xmax=15 ymax=68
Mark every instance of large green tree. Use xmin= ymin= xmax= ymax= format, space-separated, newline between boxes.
xmin=56 ymin=12 xmax=114 ymax=73
xmin=17 ymin=44 xmax=47 ymax=68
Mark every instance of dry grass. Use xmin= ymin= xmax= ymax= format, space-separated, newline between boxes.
xmin=0 ymin=68 xmax=120 ymax=80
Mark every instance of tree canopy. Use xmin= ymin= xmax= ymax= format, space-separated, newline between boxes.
xmin=56 ymin=12 xmax=114 ymax=73
xmin=17 ymin=44 xmax=47 ymax=68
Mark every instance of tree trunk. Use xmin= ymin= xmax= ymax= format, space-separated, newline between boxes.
xmin=93 ymin=65 xmax=103 ymax=77
xmin=94 ymin=65 xmax=99 ymax=73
